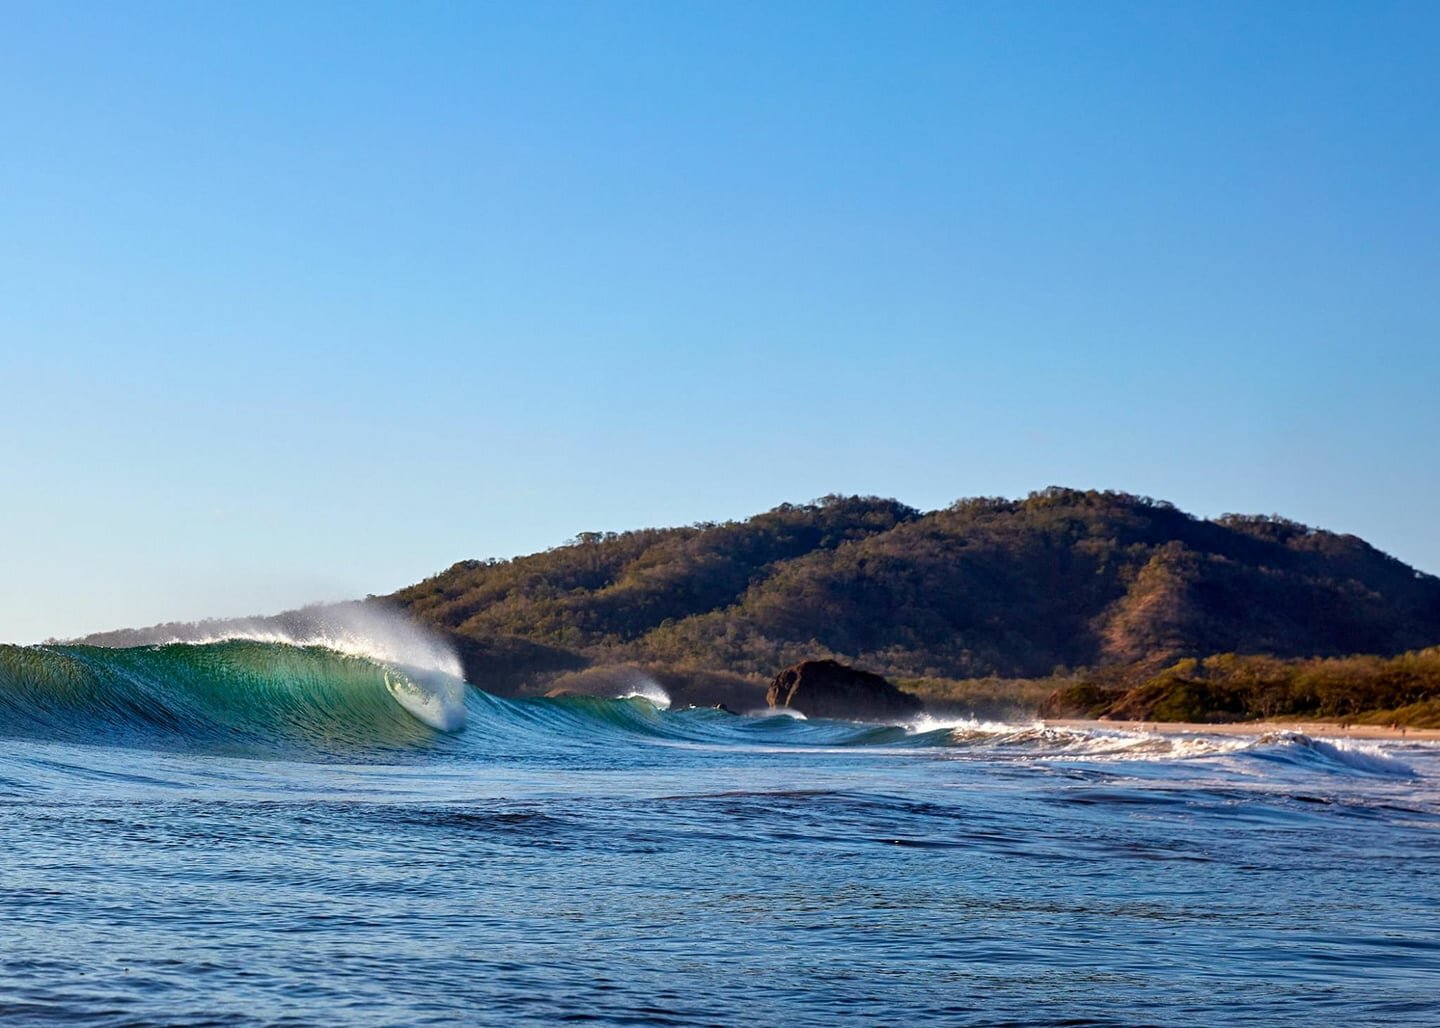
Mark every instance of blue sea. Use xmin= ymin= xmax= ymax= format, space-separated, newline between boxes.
xmin=2 ymin=639 xmax=1439 ymax=1025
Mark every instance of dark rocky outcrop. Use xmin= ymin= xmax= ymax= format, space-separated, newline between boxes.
xmin=767 ymin=659 xmax=924 ymax=721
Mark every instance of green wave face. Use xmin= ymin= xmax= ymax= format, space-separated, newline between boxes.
xmin=0 ymin=641 xmax=466 ymax=755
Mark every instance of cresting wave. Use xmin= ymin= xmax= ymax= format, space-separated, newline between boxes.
xmin=0 ymin=641 xmax=466 ymax=754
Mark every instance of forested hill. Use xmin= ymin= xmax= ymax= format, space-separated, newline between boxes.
xmin=388 ymin=489 xmax=1440 ymax=683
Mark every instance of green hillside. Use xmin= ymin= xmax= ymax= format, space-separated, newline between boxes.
xmin=391 ymin=488 xmax=1440 ymax=690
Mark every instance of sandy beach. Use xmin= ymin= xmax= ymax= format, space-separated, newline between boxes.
xmin=1044 ymin=718 xmax=1440 ymax=741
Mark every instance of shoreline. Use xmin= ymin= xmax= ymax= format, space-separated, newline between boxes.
xmin=1043 ymin=718 xmax=1440 ymax=741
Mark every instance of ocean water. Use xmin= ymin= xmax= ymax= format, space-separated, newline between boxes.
xmin=2 ymin=641 xmax=1439 ymax=1026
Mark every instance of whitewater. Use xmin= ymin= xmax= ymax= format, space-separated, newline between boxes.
xmin=2 ymin=640 xmax=1439 ymax=1025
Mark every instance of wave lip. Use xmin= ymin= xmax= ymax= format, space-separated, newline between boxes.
xmin=74 ymin=601 xmax=466 ymax=679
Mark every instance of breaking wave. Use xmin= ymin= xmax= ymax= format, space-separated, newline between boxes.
xmin=1245 ymin=731 xmax=1416 ymax=777
xmin=0 ymin=641 xmax=466 ymax=755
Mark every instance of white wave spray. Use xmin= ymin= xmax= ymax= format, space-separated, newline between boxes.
xmin=91 ymin=602 xmax=469 ymax=732
xmin=615 ymin=672 xmax=672 ymax=710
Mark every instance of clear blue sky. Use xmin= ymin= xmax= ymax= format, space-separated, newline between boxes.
xmin=2 ymin=1 xmax=1437 ymax=643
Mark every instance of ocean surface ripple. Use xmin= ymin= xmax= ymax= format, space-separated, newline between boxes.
xmin=2 ymin=641 xmax=1438 ymax=1025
